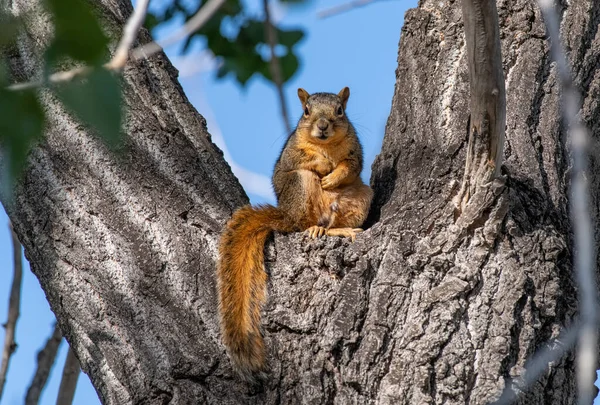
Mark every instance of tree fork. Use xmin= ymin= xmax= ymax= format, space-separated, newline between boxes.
xmin=3 ymin=0 xmax=598 ymax=403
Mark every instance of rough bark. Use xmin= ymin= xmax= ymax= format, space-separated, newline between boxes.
xmin=456 ymin=0 xmax=506 ymax=211
xmin=2 ymin=0 xmax=599 ymax=404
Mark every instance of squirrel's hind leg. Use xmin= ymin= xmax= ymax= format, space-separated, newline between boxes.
xmin=278 ymin=169 xmax=328 ymax=229
xmin=327 ymin=180 xmax=373 ymax=230
xmin=308 ymin=180 xmax=372 ymax=242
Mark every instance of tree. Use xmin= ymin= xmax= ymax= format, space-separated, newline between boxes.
xmin=2 ymin=0 xmax=599 ymax=403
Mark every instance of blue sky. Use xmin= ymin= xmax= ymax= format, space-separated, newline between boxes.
xmin=3 ymin=0 xmax=597 ymax=404
xmin=0 ymin=0 xmax=416 ymax=403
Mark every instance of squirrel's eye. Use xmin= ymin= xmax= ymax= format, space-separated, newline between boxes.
xmin=337 ymin=106 xmax=343 ymax=116
xmin=304 ymin=106 xmax=310 ymax=117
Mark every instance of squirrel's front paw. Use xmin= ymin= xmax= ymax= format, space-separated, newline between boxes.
xmin=321 ymin=174 xmax=339 ymax=190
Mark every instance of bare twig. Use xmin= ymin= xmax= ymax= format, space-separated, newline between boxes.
xmin=130 ymin=0 xmax=226 ymax=61
xmin=317 ymin=0 xmax=387 ymax=19
xmin=8 ymin=0 xmax=226 ymax=91
xmin=263 ymin=0 xmax=291 ymax=133
xmin=537 ymin=1 xmax=598 ymax=404
xmin=105 ymin=0 xmax=151 ymax=70
xmin=0 ymin=223 xmax=23 ymax=402
xmin=9 ymin=0 xmax=151 ymax=91
xmin=25 ymin=324 xmax=63 ymax=405
xmin=495 ymin=323 xmax=580 ymax=404
xmin=8 ymin=66 xmax=92 ymax=91
xmin=56 ymin=347 xmax=80 ymax=405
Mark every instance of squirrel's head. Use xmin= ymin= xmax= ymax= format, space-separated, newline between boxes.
xmin=296 ymin=87 xmax=350 ymax=142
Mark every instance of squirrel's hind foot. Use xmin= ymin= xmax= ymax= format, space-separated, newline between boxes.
xmin=305 ymin=226 xmax=363 ymax=241
xmin=326 ymin=227 xmax=363 ymax=242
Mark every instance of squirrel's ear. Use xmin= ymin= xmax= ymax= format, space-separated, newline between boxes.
xmin=338 ymin=87 xmax=350 ymax=109
xmin=298 ymin=88 xmax=310 ymax=105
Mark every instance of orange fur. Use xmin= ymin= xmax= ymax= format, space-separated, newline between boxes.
xmin=217 ymin=205 xmax=293 ymax=381
xmin=217 ymin=87 xmax=373 ymax=382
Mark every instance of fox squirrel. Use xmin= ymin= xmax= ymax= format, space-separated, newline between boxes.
xmin=217 ymin=87 xmax=373 ymax=381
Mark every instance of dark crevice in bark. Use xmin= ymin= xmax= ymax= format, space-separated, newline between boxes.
xmin=173 ymin=360 xmax=221 ymax=386
xmin=323 ymin=346 xmax=339 ymax=405
xmin=265 ymin=321 xmax=311 ymax=335
xmin=521 ymin=276 xmax=538 ymax=360
xmin=366 ymin=152 xmax=400 ymax=228
xmin=344 ymin=259 xmax=376 ymax=358
xmin=525 ymin=52 xmax=553 ymax=201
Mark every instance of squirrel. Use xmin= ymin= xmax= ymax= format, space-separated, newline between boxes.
xmin=216 ymin=87 xmax=373 ymax=382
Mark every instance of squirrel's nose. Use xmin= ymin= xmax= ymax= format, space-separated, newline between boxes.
xmin=317 ymin=119 xmax=329 ymax=131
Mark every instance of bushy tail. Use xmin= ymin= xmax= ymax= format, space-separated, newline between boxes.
xmin=217 ymin=204 xmax=293 ymax=381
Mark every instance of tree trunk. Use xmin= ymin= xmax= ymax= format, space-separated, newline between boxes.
xmin=3 ymin=0 xmax=599 ymax=403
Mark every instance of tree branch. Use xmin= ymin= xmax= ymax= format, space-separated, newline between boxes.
xmin=56 ymin=347 xmax=80 ymax=405
xmin=455 ymin=0 xmax=506 ymax=211
xmin=0 ymin=222 xmax=23 ymax=402
xmin=537 ymin=1 xmax=598 ymax=404
xmin=25 ymin=324 xmax=63 ymax=405
xmin=317 ymin=0 xmax=388 ymax=19
xmin=8 ymin=66 xmax=91 ymax=91
xmin=105 ymin=0 xmax=151 ymax=70
xmin=263 ymin=0 xmax=291 ymax=133
xmin=130 ymin=0 xmax=226 ymax=62
xmin=8 ymin=0 xmax=226 ymax=91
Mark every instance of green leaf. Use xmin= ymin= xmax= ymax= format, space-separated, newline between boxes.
xmin=277 ymin=28 xmax=304 ymax=48
xmin=0 ymin=12 xmax=21 ymax=47
xmin=0 ymin=62 xmax=8 ymax=85
xmin=279 ymin=52 xmax=299 ymax=82
xmin=0 ymin=88 xmax=45 ymax=179
xmin=206 ymin=30 xmax=235 ymax=56
xmin=256 ymin=51 xmax=300 ymax=83
xmin=240 ymin=20 xmax=265 ymax=44
xmin=54 ymin=69 xmax=123 ymax=146
xmin=44 ymin=0 xmax=109 ymax=65
xmin=142 ymin=0 xmax=305 ymax=89
xmin=144 ymin=12 xmax=160 ymax=31
xmin=215 ymin=0 xmax=242 ymax=17
xmin=216 ymin=50 xmax=267 ymax=86
xmin=229 ymin=54 xmax=259 ymax=85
